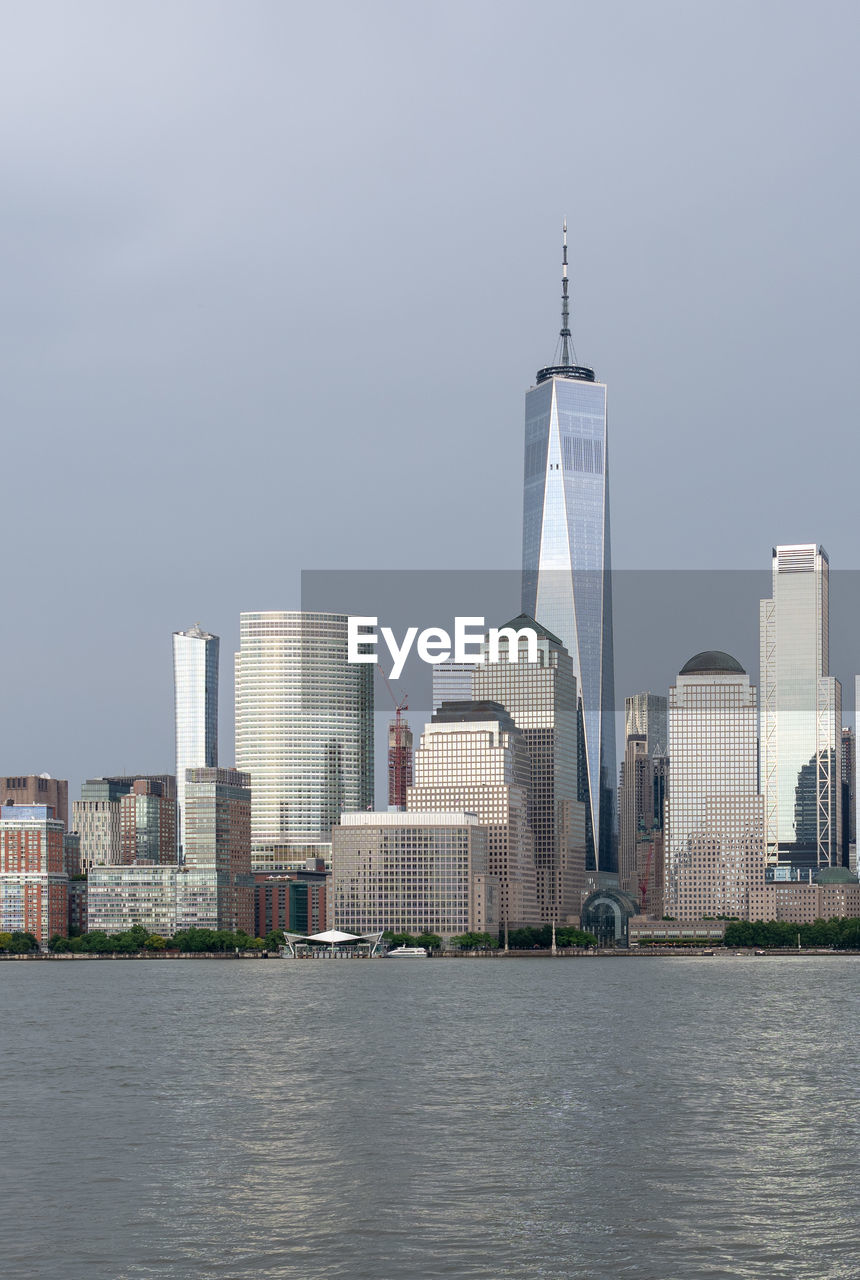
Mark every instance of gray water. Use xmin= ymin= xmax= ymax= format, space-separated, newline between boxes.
xmin=1 ymin=957 xmax=857 ymax=1280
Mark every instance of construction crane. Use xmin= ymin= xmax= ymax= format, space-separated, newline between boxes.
xmin=376 ymin=666 xmax=412 ymax=808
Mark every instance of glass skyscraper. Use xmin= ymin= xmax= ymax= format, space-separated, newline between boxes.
xmin=760 ymin=544 xmax=841 ymax=870
xmin=172 ymin=625 xmax=219 ymax=862
xmin=521 ymin=232 xmax=616 ymax=870
xmin=234 ymin=612 xmax=374 ymax=869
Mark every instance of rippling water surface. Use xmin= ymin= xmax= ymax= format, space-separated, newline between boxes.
xmin=1 ymin=956 xmax=857 ymax=1279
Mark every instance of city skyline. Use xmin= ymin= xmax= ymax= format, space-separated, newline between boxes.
xmin=5 ymin=10 xmax=859 ymax=1279
xmin=3 ymin=3 xmax=860 ymax=798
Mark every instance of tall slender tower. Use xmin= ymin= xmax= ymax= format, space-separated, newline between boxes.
xmin=521 ymin=225 xmax=616 ymax=871
xmin=172 ymin=625 xmax=219 ymax=862
xmin=760 ymin=544 xmax=841 ymax=870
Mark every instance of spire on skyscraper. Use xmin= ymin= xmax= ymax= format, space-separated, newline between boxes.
xmin=560 ymin=219 xmax=573 ymax=368
xmin=538 ymin=221 xmax=593 ymax=385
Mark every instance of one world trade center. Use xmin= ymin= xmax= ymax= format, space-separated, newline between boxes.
xmin=521 ymin=225 xmax=616 ymax=871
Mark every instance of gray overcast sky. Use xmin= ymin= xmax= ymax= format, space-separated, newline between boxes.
xmin=2 ymin=0 xmax=859 ymax=797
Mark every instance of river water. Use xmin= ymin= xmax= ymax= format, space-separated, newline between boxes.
xmin=1 ymin=956 xmax=857 ymax=1279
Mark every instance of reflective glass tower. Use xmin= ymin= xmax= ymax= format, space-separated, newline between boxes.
xmin=760 ymin=544 xmax=841 ymax=870
xmin=234 ymin=612 xmax=374 ymax=869
xmin=521 ymin=226 xmax=616 ymax=870
xmin=172 ymin=625 xmax=219 ymax=861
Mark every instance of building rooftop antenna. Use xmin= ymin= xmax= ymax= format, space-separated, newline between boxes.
xmin=560 ymin=219 xmax=573 ymax=367
xmin=537 ymin=221 xmax=594 ymax=385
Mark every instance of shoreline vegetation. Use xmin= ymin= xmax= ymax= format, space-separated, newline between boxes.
xmin=1 ymin=949 xmax=858 ymax=960
xmin=1 ymin=919 xmax=858 ymax=960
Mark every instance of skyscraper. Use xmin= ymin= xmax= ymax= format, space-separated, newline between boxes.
xmin=760 ymin=544 xmax=842 ymax=870
xmin=840 ymin=725 xmax=854 ymax=868
xmin=407 ymin=700 xmax=540 ymax=929
xmin=618 ymin=693 xmax=668 ymax=903
xmin=521 ymin=225 xmax=615 ymax=870
xmin=472 ymin=615 xmax=585 ymax=922
xmin=234 ymin=612 xmax=374 ymax=869
xmin=333 ymin=811 xmax=497 ymax=941
xmin=624 ymin=692 xmax=667 ymax=756
xmin=173 ymin=625 xmax=219 ymax=862
xmin=432 ymin=660 xmax=479 ymax=713
xmin=666 ymin=651 xmax=765 ymax=920
xmin=178 ymin=768 xmax=253 ymax=934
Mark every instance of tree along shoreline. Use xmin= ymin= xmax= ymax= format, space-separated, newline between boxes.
xmin=2 ymin=946 xmax=858 ymax=961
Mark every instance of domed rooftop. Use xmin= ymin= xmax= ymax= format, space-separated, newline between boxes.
xmin=814 ymin=867 xmax=857 ymax=885
xmin=679 ymin=650 xmax=745 ymax=676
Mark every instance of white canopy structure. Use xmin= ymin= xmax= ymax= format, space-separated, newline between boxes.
xmin=281 ymin=929 xmax=384 ymax=957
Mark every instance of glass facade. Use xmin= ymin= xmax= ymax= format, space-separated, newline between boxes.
xmin=431 ymin=660 xmax=479 ymax=713
xmin=666 ymin=658 xmax=765 ymax=919
xmin=521 ymin=372 xmax=616 ymax=870
xmin=760 ymin=545 xmax=842 ymax=869
xmin=173 ymin=626 xmax=219 ymax=862
xmin=234 ymin=612 xmax=374 ymax=865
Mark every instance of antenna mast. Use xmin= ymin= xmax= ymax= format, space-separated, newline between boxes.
xmin=560 ymin=220 xmax=571 ymax=367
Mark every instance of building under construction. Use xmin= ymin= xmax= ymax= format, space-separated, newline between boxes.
xmin=388 ymin=716 xmax=413 ymax=809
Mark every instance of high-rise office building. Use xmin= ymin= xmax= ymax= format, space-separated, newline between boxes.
xmin=432 ymin=660 xmax=479 ymax=713
xmin=332 ymin=810 xmax=498 ymax=941
xmin=521 ymin=226 xmax=615 ymax=870
xmin=618 ymin=735 xmax=648 ymax=897
xmin=618 ymin=697 xmax=668 ymax=905
xmin=840 ymin=725 xmax=854 ymax=868
xmin=0 ymin=805 xmax=67 ymax=945
xmin=760 ymin=544 xmax=842 ymax=870
xmin=472 ymin=615 xmax=586 ymax=922
xmin=666 ymin=651 xmax=765 ymax=919
xmin=407 ymin=700 xmax=540 ymax=929
xmin=173 ymin=625 xmax=219 ymax=861
xmin=624 ymin=693 xmax=668 ymax=756
xmin=235 ymin=612 xmax=374 ymax=870
xmin=619 ymin=744 xmax=667 ymax=915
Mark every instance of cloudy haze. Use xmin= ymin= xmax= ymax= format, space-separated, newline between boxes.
xmin=2 ymin=0 xmax=859 ymax=796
